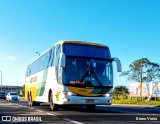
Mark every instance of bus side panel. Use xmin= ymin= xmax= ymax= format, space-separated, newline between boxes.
xmin=25 ymin=70 xmax=46 ymax=101
xmin=35 ymin=66 xmax=57 ymax=103
xmin=24 ymin=79 xmax=29 ymax=100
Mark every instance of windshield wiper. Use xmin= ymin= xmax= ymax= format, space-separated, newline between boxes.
xmin=80 ymin=65 xmax=103 ymax=86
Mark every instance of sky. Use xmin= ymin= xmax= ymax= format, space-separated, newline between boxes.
xmin=0 ymin=0 xmax=160 ymax=88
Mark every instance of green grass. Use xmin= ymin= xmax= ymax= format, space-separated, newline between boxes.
xmin=112 ymin=97 xmax=160 ymax=106
xmin=19 ymin=97 xmax=26 ymax=101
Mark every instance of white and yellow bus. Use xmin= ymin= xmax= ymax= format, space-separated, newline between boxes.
xmin=25 ymin=40 xmax=122 ymax=110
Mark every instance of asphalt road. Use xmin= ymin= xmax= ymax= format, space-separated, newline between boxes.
xmin=0 ymin=99 xmax=160 ymax=124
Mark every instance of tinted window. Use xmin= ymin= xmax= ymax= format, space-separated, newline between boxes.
xmin=10 ymin=93 xmax=17 ymax=95
xmin=0 ymin=92 xmax=5 ymax=95
xmin=63 ymin=57 xmax=113 ymax=86
xmin=64 ymin=44 xmax=110 ymax=59
xmin=26 ymin=47 xmax=55 ymax=77
xmin=55 ymin=44 xmax=62 ymax=83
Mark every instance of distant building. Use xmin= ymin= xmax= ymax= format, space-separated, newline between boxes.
xmin=0 ymin=85 xmax=23 ymax=93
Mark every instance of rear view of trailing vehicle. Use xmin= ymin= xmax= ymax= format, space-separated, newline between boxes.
xmin=0 ymin=91 xmax=6 ymax=100
xmin=6 ymin=92 xmax=19 ymax=101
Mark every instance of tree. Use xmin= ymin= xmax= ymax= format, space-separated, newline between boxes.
xmin=113 ymin=86 xmax=129 ymax=99
xmin=22 ymin=84 xmax=25 ymax=97
xmin=121 ymin=58 xmax=160 ymax=101
xmin=121 ymin=58 xmax=160 ymax=82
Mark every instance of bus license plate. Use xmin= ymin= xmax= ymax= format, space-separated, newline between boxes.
xmin=86 ymin=99 xmax=94 ymax=103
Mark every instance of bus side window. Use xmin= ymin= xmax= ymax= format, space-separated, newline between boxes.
xmin=55 ymin=44 xmax=62 ymax=83
xmin=47 ymin=48 xmax=55 ymax=67
xmin=106 ymin=63 xmax=111 ymax=81
xmin=25 ymin=70 xmax=28 ymax=77
xmin=51 ymin=47 xmax=54 ymax=66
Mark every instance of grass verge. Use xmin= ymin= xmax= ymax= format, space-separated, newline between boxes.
xmin=19 ymin=97 xmax=26 ymax=101
xmin=112 ymin=98 xmax=160 ymax=107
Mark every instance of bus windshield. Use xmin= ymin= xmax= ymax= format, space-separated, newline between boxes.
xmin=63 ymin=57 xmax=113 ymax=87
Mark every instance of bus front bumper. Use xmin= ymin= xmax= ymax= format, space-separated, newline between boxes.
xmin=61 ymin=95 xmax=112 ymax=105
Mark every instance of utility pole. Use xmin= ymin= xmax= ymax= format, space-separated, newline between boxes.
xmin=0 ymin=71 xmax=2 ymax=91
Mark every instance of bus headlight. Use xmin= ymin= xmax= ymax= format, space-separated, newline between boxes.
xmin=63 ymin=91 xmax=76 ymax=96
xmin=67 ymin=92 xmax=72 ymax=96
xmin=103 ymin=93 xmax=112 ymax=97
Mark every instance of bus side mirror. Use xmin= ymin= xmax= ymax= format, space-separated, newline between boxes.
xmin=60 ymin=53 xmax=66 ymax=67
xmin=111 ymin=57 xmax=122 ymax=72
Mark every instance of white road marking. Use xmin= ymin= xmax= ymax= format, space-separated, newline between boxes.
xmin=45 ymin=112 xmax=62 ymax=116
xmin=5 ymin=101 xmax=62 ymax=116
xmin=63 ymin=118 xmax=84 ymax=124
xmin=14 ymin=104 xmax=27 ymax=108
xmin=22 ymin=105 xmax=27 ymax=107
xmin=46 ymin=113 xmax=54 ymax=116
xmin=36 ymin=110 xmax=43 ymax=112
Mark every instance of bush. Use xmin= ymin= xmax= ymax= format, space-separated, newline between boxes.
xmin=112 ymin=97 xmax=160 ymax=105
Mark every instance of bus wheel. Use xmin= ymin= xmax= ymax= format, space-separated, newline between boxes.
xmin=86 ymin=105 xmax=95 ymax=110
xmin=28 ymin=94 xmax=31 ymax=106
xmin=29 ymin=94 xmax=36 ymax=106
xmin=49 ymin=92 xmax=58 ymax=111
xmin=36 ymin=102 xmax=40 ymax=106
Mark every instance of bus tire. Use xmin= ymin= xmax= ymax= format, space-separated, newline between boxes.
xmin=36 ymin=102 xmax=40 ymax=106
xmin=49 ymin=92 xmax=58 ymax=111
xmin=29 ymin=93 xmax=36 ymax=106
xmin=28 ymin=93 xmax=31 ymax=106
xmin=31 ymin=101 xmax=36 ymax=106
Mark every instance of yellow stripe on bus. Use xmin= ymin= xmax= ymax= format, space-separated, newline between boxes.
xmin=67 ymin=86 xmax=101 ymax=96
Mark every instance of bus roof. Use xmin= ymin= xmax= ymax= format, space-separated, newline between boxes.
xmin=27 ymin=40 xmax=108 ymax=67
xmin=57 ymin=40 xmax=108 ymax=48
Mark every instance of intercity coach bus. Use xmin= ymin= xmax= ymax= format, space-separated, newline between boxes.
xmin=25 ymin=40 xmax=122 ymax=110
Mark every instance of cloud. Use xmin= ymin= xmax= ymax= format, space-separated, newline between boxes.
xmin=0 ymin=56 xmax=17 ymax=62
